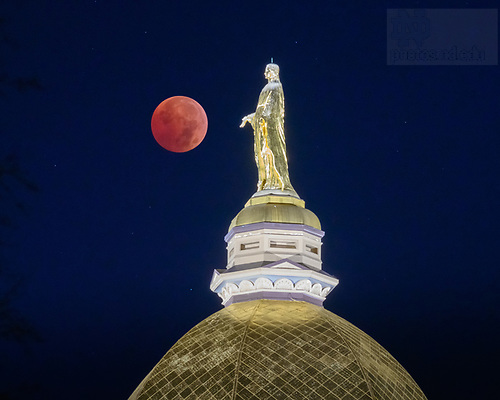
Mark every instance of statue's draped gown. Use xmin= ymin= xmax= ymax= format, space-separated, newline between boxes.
xmin=250 ymin=80 xmax=294 ymax=192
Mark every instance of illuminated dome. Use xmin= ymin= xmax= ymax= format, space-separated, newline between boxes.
xmin=129 ymin=64 xmax=427 ymax=400
xmin=229 ymin=190 xmax=321 ymax=231
xmin=129 ymin=300 xmax=426 ymax=400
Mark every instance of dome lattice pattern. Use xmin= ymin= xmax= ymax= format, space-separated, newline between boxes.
xmin=129 ymin=300 xmax=427 ymax=400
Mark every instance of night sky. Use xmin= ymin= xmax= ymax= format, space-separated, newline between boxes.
xmin=1 ymin=1 xmax=499 ymax=399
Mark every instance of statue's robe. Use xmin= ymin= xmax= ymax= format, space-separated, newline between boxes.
xmin=251 ymin=80 xmax=294 ymax=192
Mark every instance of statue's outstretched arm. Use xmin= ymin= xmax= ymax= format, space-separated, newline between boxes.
xmin=240 ymin=113 xmax=255 ymax=128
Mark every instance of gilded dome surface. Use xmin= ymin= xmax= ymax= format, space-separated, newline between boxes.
xmin=229 ymin=194 xmax=321 ymax=231
xmin=129 ymin=300 xmax=427 ymax=400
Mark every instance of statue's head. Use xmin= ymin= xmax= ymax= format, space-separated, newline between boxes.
xmin=264 ymin=63 xmax=280 ymax=81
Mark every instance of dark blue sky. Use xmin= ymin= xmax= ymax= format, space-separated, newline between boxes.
xmin=1 ymin=1 xmax=499 ymax=399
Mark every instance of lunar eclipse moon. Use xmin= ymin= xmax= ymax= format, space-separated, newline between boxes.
xmin=151 ymin=96 xmax=208 ymax=153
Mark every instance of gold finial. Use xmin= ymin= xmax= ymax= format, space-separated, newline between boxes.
xmin=240 ymin=64 xmax=295 ymax=194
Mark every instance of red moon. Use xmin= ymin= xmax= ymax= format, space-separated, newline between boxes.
xmin=151 ymin=96 xmax=208 ymax=153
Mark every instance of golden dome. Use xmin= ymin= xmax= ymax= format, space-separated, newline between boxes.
xmin=129 ymin=300 xmax=427 ymax=400
xmin=229 ymin=194 xmax=321 ymax=232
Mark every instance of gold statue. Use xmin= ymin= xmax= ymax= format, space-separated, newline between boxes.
xmin=240 ymin=63 xmax=295 ymax=193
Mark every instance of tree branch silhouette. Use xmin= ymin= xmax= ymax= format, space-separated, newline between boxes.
xmin=0 ymin=17 xmax=42 ymax=343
